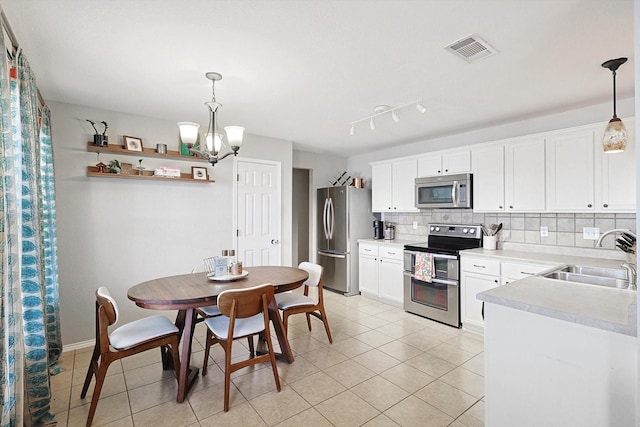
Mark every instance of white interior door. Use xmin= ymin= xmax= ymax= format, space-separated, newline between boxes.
xmin=234 ymin=158 xmax=281 ymax=266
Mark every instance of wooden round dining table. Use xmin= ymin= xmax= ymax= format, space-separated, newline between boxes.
xmin=128 ymin=266 xmax=308 ymax=403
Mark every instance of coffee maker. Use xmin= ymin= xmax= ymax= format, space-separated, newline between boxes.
xmin=373 ymin=220 xmax=384 ymax=240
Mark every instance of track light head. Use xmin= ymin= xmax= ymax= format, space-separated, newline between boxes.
xmin=369 ymin=118 xmax=376 ymax=130
xmin=391 ymin=110 xmax=400 ymax=123
xmin=350 ymin=124 xmax=355 ymax=136
xmin=416 ymin=102 xmax=427 ymax=114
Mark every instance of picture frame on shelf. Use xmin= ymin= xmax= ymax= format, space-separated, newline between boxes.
xmin=123 ymin=136 xmax=143 ymax=152
xmin=191 ymin=166 xmax=208 ymax=181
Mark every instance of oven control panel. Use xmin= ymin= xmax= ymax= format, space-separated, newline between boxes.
xmin=428 ymin=224 xmax=482 ymax=239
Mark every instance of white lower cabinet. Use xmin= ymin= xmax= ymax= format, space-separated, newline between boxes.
xmin=461 ymin=254 xmax=557 ymax=333
xmin=358 ymin=241 xmax=404 ymax=307
xmin=461 ymin=256 xmax=500 ymax=333
xmin=500 ymin=261 xmax=551 ymax=286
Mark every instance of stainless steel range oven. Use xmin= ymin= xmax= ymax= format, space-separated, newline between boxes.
xmin=404 ymin=224 xmax=482 ymax=328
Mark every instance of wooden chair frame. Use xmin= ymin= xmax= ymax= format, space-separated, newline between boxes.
xmin=81 ymin=289 xmax=181 ymax=427
xmin=281 ymin=263 xmax=333 ymax=343
xmin=202 ymin=284 xmax=281 ymax=411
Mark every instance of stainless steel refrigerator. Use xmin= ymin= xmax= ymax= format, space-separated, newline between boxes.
xmin=317 ymin=186 xmax=373 ymax=296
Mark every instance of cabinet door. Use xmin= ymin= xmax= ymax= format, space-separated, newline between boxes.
xmin=371 ymin=162 xmax=393 ymax=212
xmin=500 ymin=261 xmax=554 ymax=286
xmin=505 ymin=137 xmax=545 ymax=211
xmin=359 ymin=254 xmax=379 ymax=297
xmin=472 ymin=145 xmax=505 ymax=212
xmin=379 ymin=257 xmax=404 ymax=305
xmin=462 ymin=272 xmax=499 ymax=332
xmin=443 ymin=150 xmax=471 ymax=174
xmin=391 ymin=158 xmax=418 ymax=212
xmin=417 ymin=155 xmax=442 ymax=176
xmin=546 ymin=129 xmax=595 ymax=211
xmin=597 ymin=120 xmax=636 ymax=211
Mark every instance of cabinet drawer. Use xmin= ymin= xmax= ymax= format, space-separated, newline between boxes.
xmin=501 ymin=262 xmax=553 ymax=280
xmin=359 ymin=243 xmax=379 ymax=257
xmin=461 ymin=257 xmax=501 ymax=276
xmin=378 ymin=246 xmax=403 ymax=260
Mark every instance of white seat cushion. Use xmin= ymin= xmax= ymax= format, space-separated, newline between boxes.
xmin=110 ymin=315 xmax=178 ymax=350
xmin=275 ymin=292 xmax=315 ymax=310
xmin=205 ymin=313 xmax=265 ymax=340
xmin=197 ymin=305 xmax=221 ymax=317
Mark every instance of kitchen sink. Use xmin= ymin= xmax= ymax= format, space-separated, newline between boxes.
xmin=543 ymin=270 xmax=629 ymax=289
xmin=553 ymin=265 xmax=628 ymax=280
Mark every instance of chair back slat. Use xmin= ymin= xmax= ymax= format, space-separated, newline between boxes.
xmin=299 ymin=262 xmax=323 ymax=288
xmin=96 ymin=286 xmax=118 ymax=325
xmin=217 ymin=284 xmax=274 ymax=318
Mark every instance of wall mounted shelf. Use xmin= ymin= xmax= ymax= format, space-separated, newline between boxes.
xmin=86 ymin=142 xmax=209 ymax=163
xmin=86 ymin=166 xmax=214 ymax=183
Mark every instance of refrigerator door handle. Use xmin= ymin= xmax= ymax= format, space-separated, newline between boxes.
xmin=328 ymin=197 xmax=335 ymax=240
xmin=323 ymin=197 xmax=330 ymax=240
xmin=318 ymin=250 xmax=346 ymax=259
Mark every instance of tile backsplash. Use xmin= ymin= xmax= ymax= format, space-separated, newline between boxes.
xmin=383 ymin=210 xmax=636 ymax=250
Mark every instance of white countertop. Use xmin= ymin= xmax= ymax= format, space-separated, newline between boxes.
xmin=472 ymin=245 xmax=637 ymax=337
xmin=358 ymin=238 xmax=422 ymax=247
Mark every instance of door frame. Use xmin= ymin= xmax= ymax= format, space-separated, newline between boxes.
xmin=233 ymin=157 xmax=282 ymax=264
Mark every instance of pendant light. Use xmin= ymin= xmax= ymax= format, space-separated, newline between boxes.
xmin=601 ymin=57 xmax=628 ymax=153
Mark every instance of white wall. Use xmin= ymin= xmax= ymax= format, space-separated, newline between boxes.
xmin=50 ymin=101 xmax=293 ymax=345
xmin=347 ymin=97 xmax=635 ymax=179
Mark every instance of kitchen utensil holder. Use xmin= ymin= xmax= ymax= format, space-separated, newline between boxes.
xmin=483 ymin=235 xmax=497 ymax=250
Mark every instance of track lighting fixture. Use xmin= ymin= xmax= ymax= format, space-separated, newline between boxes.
xmin=349 ymin=99 xmax=426 ymax=135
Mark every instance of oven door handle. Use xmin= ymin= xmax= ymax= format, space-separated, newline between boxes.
xmin=403 ymin=271 xmax=458 ymax=286
xmin=404 ymin=250 xmax=458 ymax=260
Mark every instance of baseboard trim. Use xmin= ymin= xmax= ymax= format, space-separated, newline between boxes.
xmin=63 ymin=339 xmax=94 ymax=352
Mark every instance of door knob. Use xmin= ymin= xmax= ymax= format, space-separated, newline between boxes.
xmin=271 ymin=239 xmax=279 ymax=244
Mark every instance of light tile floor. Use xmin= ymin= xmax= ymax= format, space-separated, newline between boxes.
xmin=51 ymin=291 xmax=484 ymax=426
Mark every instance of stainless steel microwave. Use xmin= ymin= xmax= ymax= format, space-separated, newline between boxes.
xmin=415 ymin=173 xmax=472 ymax=209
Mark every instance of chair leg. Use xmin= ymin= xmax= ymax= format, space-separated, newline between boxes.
xmin=319 ymin=308 xmax=333 ymax=344
xmin=86 ymin=360 xmax=111 ymax=427
xmin=247 ymin=335 xmax=255 ymax=358
xmin=223 ymin=340 xmax=233 ymax=412
xmin=282 ymin=311 xmax=289 ymax=337
xmin=202 ymin=330 xmax=213 ymax=376
xmin=80 ymin=345 xmax=100 ymax=398
xmin=306 ymin=313 xmax=312 ymax=331
xmin=264 ymin=327 xmax=281 ymax=392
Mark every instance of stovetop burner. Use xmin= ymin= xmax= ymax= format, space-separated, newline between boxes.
xmin=404 ymin=223 xmax=483 ymax=254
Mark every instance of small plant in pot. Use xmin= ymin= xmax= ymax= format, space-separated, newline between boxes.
xmin=108 ymin=159 xmax=122 ymax=174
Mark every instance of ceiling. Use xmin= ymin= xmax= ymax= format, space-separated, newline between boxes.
xmin=1 ymin=0 xmax=635 ymax=156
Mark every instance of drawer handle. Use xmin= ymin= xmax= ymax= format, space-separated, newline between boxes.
xmin=364 ymin=249 xmax=372 ymax=252
xmin=520 ymin=271 xmax=535 ymax=275
xmin=387 ymin=251 xmax=396 ymax=256
xmin=473 ymin=264 xmax=486 ymax=268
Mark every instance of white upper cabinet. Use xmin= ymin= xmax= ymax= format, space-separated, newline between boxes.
xmin=371 ymin=158 xmax=418 ymax=212
xmin=546 ymin=128 xmax=595 ymax=211
xmin=504 ymin=137 xmax=546 ymax=211
xmin=595 ymin=120 xmax=636 ymax=212
xmin=472 ymin=145 xmax=505 ymax=212
xmin=418 ymin=150 xmax=471 ymax=177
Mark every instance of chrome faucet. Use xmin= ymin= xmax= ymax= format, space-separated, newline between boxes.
xmin=595 ymin=229 xmax=637 ymax=248
xmin=621 ymin=262 xmax=637 ymax=290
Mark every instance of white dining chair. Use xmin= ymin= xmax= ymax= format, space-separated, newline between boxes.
xmin=275 ymin=262 xmax=333 ymax=343
xmin=81 ymin=287 xmax=181 ymax=426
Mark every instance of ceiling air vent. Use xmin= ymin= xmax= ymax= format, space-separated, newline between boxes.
xmin=445 ymin=34 xmax=497 ymax=63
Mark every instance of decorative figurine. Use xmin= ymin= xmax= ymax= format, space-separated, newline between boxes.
xmin=88 ymin=119 xmax=109 ymax=147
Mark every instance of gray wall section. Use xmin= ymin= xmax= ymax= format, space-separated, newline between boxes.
xmin=50 ymin=100 xmax=293 ymax=345
xmin=293 ymin=168 xmax=310 ymax=266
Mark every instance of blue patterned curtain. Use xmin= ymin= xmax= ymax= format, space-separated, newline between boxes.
xmin=0 ymin=22 xmax=61 ymax=427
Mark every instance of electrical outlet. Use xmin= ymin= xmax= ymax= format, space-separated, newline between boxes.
xmin=583 ymin=227 xmax=600 ymax=240
xmin=412 ymin=221 xmax=418 ymax=230
xmin=540 ymin=226 xmax=548 ymax=237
